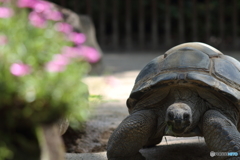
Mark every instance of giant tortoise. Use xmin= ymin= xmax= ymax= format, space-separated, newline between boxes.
xmin=107 ymin=42 xmax=240 ymax=160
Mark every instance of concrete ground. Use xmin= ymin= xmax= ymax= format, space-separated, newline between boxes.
xmin=66 ymin=51 xmax=240 ymax=160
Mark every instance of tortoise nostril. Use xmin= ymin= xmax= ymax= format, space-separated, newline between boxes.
xmin=183 ymin=113 xmax=190 ymax=120
xmin=168 ymin=112 xmax=174 ymax=120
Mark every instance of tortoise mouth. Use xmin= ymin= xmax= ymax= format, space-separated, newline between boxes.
xmin=172 ymin=127 xmax=186 ymax=134
xmin=165 ymin=125 xmax=203 ymax=137
xmin=165 ymin=124 xmax=190 ymax=135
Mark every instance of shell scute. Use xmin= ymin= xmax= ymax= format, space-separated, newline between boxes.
xmin=162 ymin=48 xmax=210 ymax=71
xmin=213 ymin=58 xmax=240 ymax=86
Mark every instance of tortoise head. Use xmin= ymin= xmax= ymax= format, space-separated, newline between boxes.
xmin=165 ymin=102 xmax=192 ymax=134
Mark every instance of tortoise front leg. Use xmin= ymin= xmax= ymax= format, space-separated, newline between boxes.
xmin=202 ymin=110 xmax=240 ymax=160
xmin=107 ymin=110 xmax=158 ymax=160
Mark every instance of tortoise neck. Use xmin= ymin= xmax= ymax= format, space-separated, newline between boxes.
xmin=168 ymin=87 xmax=206 ymax=131
xmin=170 ymin=87 xmax=199 ymax=102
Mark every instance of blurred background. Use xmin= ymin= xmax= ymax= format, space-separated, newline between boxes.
xmin=49 ymin=0 xmax=239 ymax=52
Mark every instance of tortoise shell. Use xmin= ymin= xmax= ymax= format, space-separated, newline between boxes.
xmin=127 ymin=42 xmax=240 ymax=109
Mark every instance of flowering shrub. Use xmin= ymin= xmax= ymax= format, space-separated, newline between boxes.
xmin=0 ymin=0 xmax=101 ymax=159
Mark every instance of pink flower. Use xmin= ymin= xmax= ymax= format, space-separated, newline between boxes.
xmin=29 ymin=11 xmax=46 ymax=28
xmin=45 ymin=54 xmax=69 ymax=72
xmin=33 ymin=0 xmax=51 ymax=13
xmin=0 ymin=7 xmax=13 ymax=18
xmin=79 ymin=46 xmax=101 ymax=63
xmin=52 ymin=54 xmax=69 ymax=65
xmin=69 ymin=32 xmax=86 ymax=45
xmin=17 ymin=0 xmax=38 ymax=8
xmin=44 ymin=10 xmax=62 ymax=21
xmin=45 ymin=61 xmax=66 ymax=72
xmin=0 ymin=35 xmax=8 ymax=45
xmin=55 ymin=22 xmax=72 ymax=34
xmin=61 ymin=46 xmax=80 ymax=58
xmin=10 ymin=63 xmax=31 ymax=76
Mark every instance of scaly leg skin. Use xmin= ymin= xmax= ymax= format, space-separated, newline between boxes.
xmin=107 ymin=110 xmax=158 ymax=160
xmin=202 ymin=110 xmax=240 ymax=160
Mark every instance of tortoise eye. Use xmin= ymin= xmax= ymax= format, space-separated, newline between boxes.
xmin=168 ymin=112 xmax=174 ymax=120
xmin=183 ymin=113 xmax=190 ymax=120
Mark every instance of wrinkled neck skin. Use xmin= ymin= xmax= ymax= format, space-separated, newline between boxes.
xmin=164 ymin=87 xmax=208 ymax=137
